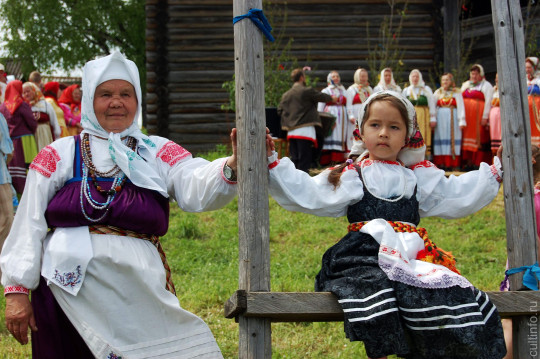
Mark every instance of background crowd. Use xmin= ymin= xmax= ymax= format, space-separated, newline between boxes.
xmin=279 ymin=57 xmax=540 ymax=173
xmin=0 ymin=66 xmax=83 ymax=258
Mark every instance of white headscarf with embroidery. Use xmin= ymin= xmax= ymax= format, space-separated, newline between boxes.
xmin=80 ymin=51 xmax=168 ymax=197
xmin=349 ymin=90 xmax=426 ymax=166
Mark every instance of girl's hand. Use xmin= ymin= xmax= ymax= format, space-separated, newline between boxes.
xmin=266 ymin=128 xmax=275 ymax=157
xmin=5 ymin=293 xmax=37 ymax=345
xmin=226 ymin=128 xmax=237 ymax=172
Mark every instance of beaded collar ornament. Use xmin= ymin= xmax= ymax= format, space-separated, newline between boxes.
xmin=80 ymin=133 xmax=137 ymax=222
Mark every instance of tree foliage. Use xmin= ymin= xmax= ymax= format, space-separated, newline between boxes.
xmin=0 ymin=0 xmax=145 ymax=76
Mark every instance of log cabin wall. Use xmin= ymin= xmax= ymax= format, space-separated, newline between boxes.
xmin=144 ymin=0 xmax=448 ymax=153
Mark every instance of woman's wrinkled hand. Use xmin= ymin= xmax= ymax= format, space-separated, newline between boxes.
xmin=5 ymin=293 xmax=37 ymax=345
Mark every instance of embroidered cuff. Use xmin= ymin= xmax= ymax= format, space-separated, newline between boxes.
xmin=490 ymin=156 xmax=503 ymax=183
xmin=4 ymin=285 xmax=30 ymax=296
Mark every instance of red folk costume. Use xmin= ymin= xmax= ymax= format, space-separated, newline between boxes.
xmin=460 ymin=65 xmax=494 ymax=168
xmin=527 ymin=57 xmax=540 ymax=146
xmin=43 ymin=82 xmax=69 ymax=138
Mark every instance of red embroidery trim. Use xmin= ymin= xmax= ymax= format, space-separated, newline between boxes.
xmin=157 ymin=141 xmax=191 ymax=166
xmin=30 ymin=146 xmax=61 ymax=178
xmin=268 ymin=160 xmax=280 ymax=169
xmin=4 ymin=285 xmax=29 ymax=295
xmin=490 ymin=164 xmax=502 ymax=183
xmin=410 ymin=160 xmax=437 ymax=170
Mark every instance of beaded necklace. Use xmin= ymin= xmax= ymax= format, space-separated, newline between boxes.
xmin=79 ymin=133 xmax=137 ymax=222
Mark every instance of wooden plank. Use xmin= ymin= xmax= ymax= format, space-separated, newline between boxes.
xmin=224 ymin=291 xmax=540 ymax=321
xmin=234 ymin=0 xmax=272 ymax=358
xmin=492 ymin=1 xmax=539 ymax=357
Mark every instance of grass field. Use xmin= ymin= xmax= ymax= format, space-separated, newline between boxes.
xmin=0 ymin=160 xmax=509 ymax=358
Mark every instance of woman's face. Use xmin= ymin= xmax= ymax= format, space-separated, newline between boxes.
xmin=93 ymin=79 xmax=138 ymax=133
xmin=384 ymin=70 xmax=392 ymax=84
xmin=410 ymin=72 xmax=420 ymax=85
xmin=22 ymin=87 xmax=35 ymax=103
xmin=72 ymin=88 xmax=82 ymax=103
xmin=526 ymin=61 xmax=534 ymax=77
xmin=359 ymin=71 xmax=368 ymax=85
xmin=469 ymin=69 xmax=481 ymax=83
xmin=441 ymin=75 xmax=451 ymax=90
xmin=330 ymin=71 xmax=340 ymax=85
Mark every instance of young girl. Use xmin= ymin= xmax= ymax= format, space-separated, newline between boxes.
xmin=267 ymin=91 xmax=506 ymax=359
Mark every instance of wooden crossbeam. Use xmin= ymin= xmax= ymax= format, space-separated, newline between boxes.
xmin=225 ymin=291 xmax=540 ymax=321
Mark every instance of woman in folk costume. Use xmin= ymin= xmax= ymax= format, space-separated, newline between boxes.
xmin=0 ymin=112 xmax=14 ymax=266
xmin=432 ymin=73 xmax=466 ymax=170
xmin=526 ymin=57 xmax=540 ymax=146
xmin=373 ymin=67 xmax=402 ymax=93
xmin=43 ymin=81 xmax=69 ymax=138
xmin=460 ymin=64 xmax=494 ymax=170
xmin=489 ymin=74 xmax=502 ymax=155
xmin=0 ymin=80 xmax=37 ymax=195
xmin=266 ymin=90 xmax=506 ymax=359
xmin=1 ymin=52 xmax=243 ymax=359
xmin=318 ymin=70 xmax=351 ymax=164
xmin=22 ymin=82 xmax=61 ymax=151
xmin=58 ymin=83 xmax=82 ymax=136
xmin=402 ymin=69 xmax=436 ymax=158
xmin=346 ymin=68 xmax=373 ymax=131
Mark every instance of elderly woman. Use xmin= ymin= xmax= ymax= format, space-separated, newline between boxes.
xmin=317 ymin=70 xmax=350 ymax=164
xmin=402 ymin=69 xmax=436 ymax=158
xmin=346 ymin=68 xmax=373 ymax=125
xmin=0 ymin=80 xmax=37 ymax=195
xmin=58 ymin=83 xmax=82 ymax=135
xmin=1 ymin=52 xmax=240 ymax=358
xmin=22 ymin=82 xmax=61 ymax=150
xmin=373 ymin=67 xmax=401 ymax=93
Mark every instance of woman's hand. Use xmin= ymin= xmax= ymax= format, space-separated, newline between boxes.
xmin=5 ymin=293 xmax=37 ymax=345
xmin=497 ymin=145 xmax=503 ymax=165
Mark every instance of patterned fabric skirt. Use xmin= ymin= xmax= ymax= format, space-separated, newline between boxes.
xmin=315 ymin=231 xmax=507 ymax=359
xmin=8 ymin=134 xmax=38 ymax=194
xmin=35 ymin=122 xmax=54 ymax=151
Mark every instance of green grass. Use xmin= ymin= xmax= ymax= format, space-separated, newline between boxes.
xmin=0 ymin=183 xmax=508 ymax=358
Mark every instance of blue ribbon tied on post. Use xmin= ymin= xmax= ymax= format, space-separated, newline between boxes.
xmin=233 ymin=8 xmax=275 ymax=42
xmin=506 ymin=262 xmax=540 ymax=290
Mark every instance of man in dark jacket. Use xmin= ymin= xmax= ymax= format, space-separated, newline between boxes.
xmin=278 ymin=68 xmax=334 ymax=172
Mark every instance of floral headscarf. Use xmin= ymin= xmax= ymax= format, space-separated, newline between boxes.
xmin=43 ymin=81 xmax=60 ymax=105
xmin=58 ymin=84 xmax=81 ymax=113
xmin=81 ymin=51 xmax=168 ymax=197
xmin=22 ymin=82 xmax=46 ymax=108
xmin=3 ymin=80 xmax=24 ymax=115
xmin=350 ymin=90 xmax=426 ymax=166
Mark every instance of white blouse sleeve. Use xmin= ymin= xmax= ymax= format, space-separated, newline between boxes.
xmin=481 ymin=81 xmax=494 ymax=120
xmin=455 ymin=93 xmax=466 ymax=126
xmin=268 ymin=153 xmax=364 ymax=217
xmin=0 ymin=137 xmax=75 ymax=290
xmin=151 ymin=136 xmax=237 ymax=212
xmin=345 ymin=87 xmax=356 ymax=120
xmin=318 ymin=88 xmax=330 ymax=112
xmin=414 ymin=159 xmax=502 ymax=219
xmin=425 ymin=86 xmax=436 ymax=120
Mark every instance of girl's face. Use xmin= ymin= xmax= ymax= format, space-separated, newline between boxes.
xmin=22 ymin=87 xmax=35 ymax=103
xmin=411 ymin=72 xmax=420 ymax=85
xmin=441 ymin=75 xmax=451 ymax=90
xmin=384 ymin=70 xmax=392 ymax=84
xmin=330 ymin=72 xmax=340 ymax=85
xmin=361 ymin=100 xmax=407 ymax=162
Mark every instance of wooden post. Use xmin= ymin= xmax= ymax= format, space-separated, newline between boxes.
xmin=233 ymin=1 xmax=272 ymax=358
xmin=443 ymin=0 xmax=460 ymax=74
xmin=492 ymin=1 xmax=539 ymax=357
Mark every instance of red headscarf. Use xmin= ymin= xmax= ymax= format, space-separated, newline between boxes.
xmin=58 ymin=84 xmax=81 ymax=112
xmin=3 ymin=80 xmax=24 ymax=115
xmin=43 ymin=81 xmax=60 ymax=105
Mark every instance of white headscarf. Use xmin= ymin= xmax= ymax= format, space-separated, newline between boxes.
xmin=471 ymin=64 xmax=485 ymax=78
xmin=408 ymin=69 xmax=425 ymax=88
xmin=376 ymin=68 xmax=398 ymax=91
xmin=81 ymin=51 xmax=168 ymax=197
xmin=326 ymin=71 xmax=346 ymax=91
xmin=349 ymin=90 xmax=426 ymax=166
